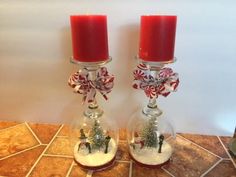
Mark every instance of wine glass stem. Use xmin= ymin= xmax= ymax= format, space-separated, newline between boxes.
xmin=83 ymin=67 xmax=103 ymax=118
xmin=142 ymin=65 xmax=163 ymax=117
xmin=147 ymin=98 xmax=157 ymax=108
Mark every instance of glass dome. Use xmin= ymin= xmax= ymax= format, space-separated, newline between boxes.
xmin=70 ymin=102 xmax=119 ymax=170
xmin=127 ymin=99 xmax=175 ymax=167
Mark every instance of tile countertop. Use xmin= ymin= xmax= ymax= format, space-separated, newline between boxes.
xmin=0 ymin=121 xmax=235 ymax=177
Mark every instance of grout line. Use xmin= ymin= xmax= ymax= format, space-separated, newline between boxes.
xmin=25 ymin=124 xmax=64 ymax=177
xmin=217 ymin=136 xmax=236 ymax=168
xmin=162 ymin=167 xmax=175 ymax=177
xmin=222 ymin=158 xmax=231 ymax=160
xmin=223 ymin=158 xmax=232 ymax=161
xmin=177 ymin=134 xmax=222 ymax=159
xmin=25 ymin=122 xmax=42 ymax=145
xmin=129 ymin=160 xmax=133 ymax=177
xmin=200 ymin=158 xmax=222 ymax=177
xmin=56 ymin=124 xmax=71 ymax=138
xmin=0 ymin=122 xmax=25 ymax=132
xmin=86 ymin=170 xmax=93 ymax=177
xmin=43 ymin=154 xmax=74 ymax=159
xmin=41 ymin=144 xmax=48 ymax=146
xmin=116 ymin=160 xmax=130 ymax=163
xmin=0 ymin=144 xmax=41 ymax=161
xmin=65 ymin=161 xmax=75 ymax=177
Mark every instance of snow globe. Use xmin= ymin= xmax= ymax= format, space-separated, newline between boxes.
xmin=69 ymin=98 xmax=119 ymax=170
xmin=127 ymin=96 xmax=176 ymax=167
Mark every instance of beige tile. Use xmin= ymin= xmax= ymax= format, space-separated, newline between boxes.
xmin=179 ymin=133 xmax=228 ymax=158
xmin=0 ymin=145 xmax=45 ymax=177
xmin=119 ymin=129 xmax=127 ymax=141
xmin=116 ymin=142 xmax=130 ymax=161
xmin=205 ymin=160 xmax=236 ymax=177
xmin=45 ymin=137 xmax=74 ymax=156
xmin=220 ymin=136 xmax=236 ymax=164
xmin=69 ymin=165 xmax=87 ymax=177
xmin=29 ymin=156 xmax=73 ymax=177
xmin=0 ymin=121 xmax=20 ymax=130
xmin=0 ymin=123 xmax=39 ymax=158
xmin=163 ymin=136 xmax=220 ymax=177
xmin=58 ymin=124 xmax=71 ymax=136
xmin=132 ymin=163 xmax=171 ymax=177
xmin=220 ymin=136 xmax=231 ymax=149
xmin=92 ymin=162 xmax=130 ymax=177
xmin=28 ymin=123 xmax=61 ymax=144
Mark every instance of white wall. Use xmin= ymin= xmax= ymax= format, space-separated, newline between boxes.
xmin=0 ymin=0 xmax=236 ymax=136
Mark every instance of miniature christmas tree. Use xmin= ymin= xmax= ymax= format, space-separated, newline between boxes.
xmin=141 ymin=117 xmax=158 ymax=148
xmin=89 ymin=119 xmax=105 ymax=149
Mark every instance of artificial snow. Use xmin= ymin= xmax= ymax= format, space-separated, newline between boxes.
xmin=130 ymin=140 xmax=172 ymax=165
xmin=74 ymin=138 xmax=117 ymax=167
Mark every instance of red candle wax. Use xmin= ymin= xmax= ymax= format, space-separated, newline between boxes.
xmin=70 ymin=15 xmax=109 ymax=62
xmin=139 ymin=15 xmax=177 ymax=62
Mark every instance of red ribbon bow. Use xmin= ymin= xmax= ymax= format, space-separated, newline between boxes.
xmin=68 ymin=67 xmax=114 ymax=103
xmin=133 ymin=63 xmax=179 ymax=99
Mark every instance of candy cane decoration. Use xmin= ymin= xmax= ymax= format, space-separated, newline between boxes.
xmin=68 ymin=67 xmax=114 ymax=103
xmin=133 ymin=63 xmax=179 ymax=99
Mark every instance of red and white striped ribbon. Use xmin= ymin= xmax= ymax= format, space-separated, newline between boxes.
xmin=68 ymin=67 xmax=114 ymax=103
xmin=133 ymin=63 xmax=179 ymax=99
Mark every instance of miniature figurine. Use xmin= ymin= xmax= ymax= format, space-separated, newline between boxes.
xmin=78 ymin=129 xmax=91 ymax=153
xmin=104 ymin=135 xmax=111 ymax=153
xmin=158 ymin=134 xmax=164 ymax=153
xmin=130 ymin=132 xmax=144 ymax=150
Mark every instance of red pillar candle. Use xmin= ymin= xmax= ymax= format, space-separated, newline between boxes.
xmin=139 ymin=15 xmax=177 ymax=62
xmin=70 ymin=15 xmax=109 ymax=62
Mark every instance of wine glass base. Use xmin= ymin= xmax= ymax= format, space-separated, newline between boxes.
xmin=142 ymin=105 xmax=163 ymax=117
xmin=129 ymin=153 xmax=170 ymax=168
xmin=129 ymin=140 xmax=172 ymax=168
xmin=74 ymin=154 xmax=116 ymax=171
xmin=74 ymin=138 xmax=117 ymax=171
